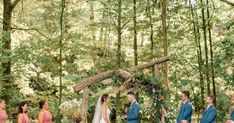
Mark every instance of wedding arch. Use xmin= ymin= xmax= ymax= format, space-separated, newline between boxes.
xmin=73 ymin=56 xmax=169 ymax=123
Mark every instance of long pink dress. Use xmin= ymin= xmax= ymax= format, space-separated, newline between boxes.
xmin=43 ymin=111 xmax=52 ymax=123
xmin=22 ymin=113 xmax=30 ymax=123
xmin=0 ymin=110 xmax=8 ymax=123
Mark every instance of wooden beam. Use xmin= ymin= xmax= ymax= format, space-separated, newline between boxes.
xmin=73 ymin=56 xmax=169 ymax=92
xmin=74 ymin=70 xmax=114 ymax=92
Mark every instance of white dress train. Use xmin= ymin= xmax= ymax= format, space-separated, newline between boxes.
xmin=100 ymin=108 xmax=111 ymax=123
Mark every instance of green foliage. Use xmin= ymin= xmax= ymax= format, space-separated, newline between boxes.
xmin=0 ymin=0 xmax=233 ymax=122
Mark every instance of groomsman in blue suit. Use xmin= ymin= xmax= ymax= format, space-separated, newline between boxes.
xmin=177 ymin=91 xmax=193 ymax=123
xmin=124 ymin=91 xmax=140 ymax=123
xmin=230 ymin=94 xmax=234 ymax=121
xmin=231 ymin=109 xmax=234 ymax=121
xmin=200 ymin=95 xmax=217 ymax=123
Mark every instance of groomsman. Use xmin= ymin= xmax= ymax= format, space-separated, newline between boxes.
xmin=124 ymin=91 xmax=140 ymax=123
xmin=231 ymin=107 xmax=234 ymax=121
xmin=200 ymin=95 xmax=217 ymax=123
xmin=177 ymin=91 xmax=193 ymax=123
xmin=230 ymin=94 xmax=234 ymax=121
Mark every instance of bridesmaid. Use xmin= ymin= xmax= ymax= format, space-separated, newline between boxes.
xmin=38 ymin=100 xmax=52 ymax=123
xmin=0 ymin=99 xmax=8 ymax=123
xmin=18 ymin=102 xmax=30 ymax=123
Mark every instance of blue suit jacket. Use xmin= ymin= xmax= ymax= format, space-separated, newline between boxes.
xmin=231 ymin=109 xmax=234 ymax=121
xmin=177 ymin=101 xmax=193 ymax=123
xmin=200 ymin=105 xmax=217 ymax=123
xmin=127 ymin=101 xmax=140 ymax=123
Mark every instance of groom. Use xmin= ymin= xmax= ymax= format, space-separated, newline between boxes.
xmin=124 ymin=91 xmax=140 ymax=123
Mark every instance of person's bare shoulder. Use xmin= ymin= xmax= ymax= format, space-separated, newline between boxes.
xmin=225 ymin=120 xmax=234 ymax=123
xmin=18 ymin=113 xmax=23 ymax=118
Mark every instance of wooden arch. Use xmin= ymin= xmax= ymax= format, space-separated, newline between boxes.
xmin=73 ymin=56 xmax=169 ymax=123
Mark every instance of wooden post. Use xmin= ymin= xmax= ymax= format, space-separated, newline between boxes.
xmin=80 ymin=87 xmax=90 ymax=123
xmin=154 ymin=64 xmax=160 ymax=78
xmin=154 ymin=64 xmax=165 ymax=123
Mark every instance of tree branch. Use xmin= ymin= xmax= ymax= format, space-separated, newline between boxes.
xmin=11 ymin=27 xmax=51 ymax=40
xmin=121 ymin=17 xmax=131 ymax=30
xmin=0 ymin=18 xmax=50 ymax=40
xmin=11 ymin=0 xmax=21 ymax=9
xmin=109 ymin=12 xmax=118 ymax=29
xmin=121 ymin=6 xmax=141 ymax=30
xmin=220 ymin=0 xmax=234 ymax=6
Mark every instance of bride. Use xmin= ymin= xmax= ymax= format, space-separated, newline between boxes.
xmin=92 ymin=94 xmax=111 ymax=123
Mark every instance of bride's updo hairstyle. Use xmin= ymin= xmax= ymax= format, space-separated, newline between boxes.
xmin=101 ymin=94 xmax=109 ymax=104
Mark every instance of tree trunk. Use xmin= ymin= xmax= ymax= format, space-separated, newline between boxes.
xmin=146 ymin=0 xmax=154 ymax=57
xmin=161 ymin=0 xmax=169 ymax=89
xmin=189 ymin=0 xmax=205 ymax=115
xmin=99 ymin=7 xmax=105 ymax=41
xmin=133 ymin=0 xmax=138 ymax=66
xmin=194 ymin=6 xmax=205 ymax=110
xmin=133 ymin=0 xmax=139 ymax=101
xmin=117 ymin=0 xmax=122 ymax=68
xmin=140 ymin=32 xmax=144 ymax=46
xmin=200 ymin=0 xmax=211 ymax=95
xmin=206 ymin=0 xmax=216 ymax=106
xmin=116 ymin=0 xmax=122 ymax=120
xmin=57 ymin=0 xmax=65 ymax=122
xmin=1 ymin=0 xmax=20 ymax=104
xmin=59 ymin=0 xmax=65 ymax=105
xmin=89 ymin=0 xmax=95 ymax=42
xmin=150 ymin=19 xmax=154 ymax=58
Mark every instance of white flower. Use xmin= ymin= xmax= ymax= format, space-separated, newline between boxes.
xmin=20 ymin=87 xmax=35 ymax=96
xmin=226 ymin=67 xmax=233 ymax=75
xmin=59 ymin=99 xmax=82 ymax=111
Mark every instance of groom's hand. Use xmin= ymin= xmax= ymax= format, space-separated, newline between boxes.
xmin=124 ymin=108 xmax=128 ymax=113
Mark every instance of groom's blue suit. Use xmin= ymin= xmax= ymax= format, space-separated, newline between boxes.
xmin=127 ymin=100 xmax=140 ymax=123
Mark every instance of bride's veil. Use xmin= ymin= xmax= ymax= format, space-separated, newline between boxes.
xmin=92 ymin=96 xmax=102 ymax=123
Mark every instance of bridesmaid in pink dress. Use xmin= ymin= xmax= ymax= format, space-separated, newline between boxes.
xmin=38 ymin=100 xmax=52 ymax=123
xmin=17 ymin=102 xmax=30 ymax=123
xmin=0 ymin=99 xmax=8 ymax=123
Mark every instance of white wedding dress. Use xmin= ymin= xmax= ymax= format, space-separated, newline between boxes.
xmin=92 ymin=97 xmax=111 ymax=123
xmin=100 ymin=108 xmax=111 ymax=123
